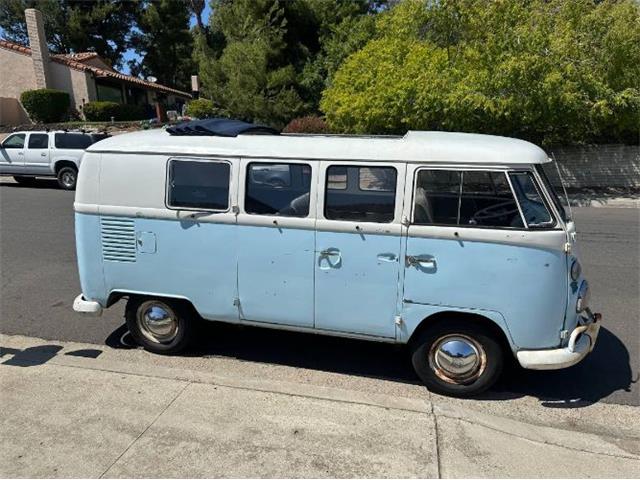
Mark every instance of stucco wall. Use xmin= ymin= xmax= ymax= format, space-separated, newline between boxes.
xmin=0 ymin=97 xmax=30 ymax=125
xmin=549 ymin=145 xmax=640 ymax=189
xmin=48 ymin=61 xmax=94 ymax=113
xmin=0 ymin=48 xmax=36 ymax=99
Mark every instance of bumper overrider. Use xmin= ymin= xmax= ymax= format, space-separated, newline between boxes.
xmin=517 ymin=308 xmax=601 ymax=370
xmin=73 ymin=294 xmax=103 ymax=316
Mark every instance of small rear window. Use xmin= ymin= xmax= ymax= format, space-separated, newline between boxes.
xmin=55 ymin=133 xmax=93 ymax=149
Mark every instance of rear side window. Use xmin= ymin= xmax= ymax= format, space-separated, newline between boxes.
xmin=325 ymin=165 xmax=397 ymax=223
xmin=413 ymin=169 xmax=525 ymax=228
xmin=167 ymin=160 xmax=230 ymax=211
xmin=55 ymin=133 xmax=93 ymax=149
xmin=2 ymin=134 xmax=25 ymax=148
xmin=28 ymin=134 xmax=49 ymax=149
xmin=245 ymin=162 xmax=311 ymax=217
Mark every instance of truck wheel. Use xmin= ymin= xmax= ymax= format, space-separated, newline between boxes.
xmin=56 ymin=166 xmax=77 ymax=190
xmin=13 ymin=176 xmax=37 ymax=186
xmin=410 ymin=320 xmax=504 ymax=397
xmin=125 ymin=297 xmax=194 ymax=354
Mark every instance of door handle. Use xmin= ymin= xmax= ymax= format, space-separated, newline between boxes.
xmin=17 ymin=152 xmax=24 ymax=156
xmin=406 ymin=255 xmax=437 ymax=269
xmin=41 ymin=152 xmax=47 ymax=156
xmin=377 ymin=253 xmax=397 ymax=262
xmin=320 ymin=249 xmax=341 ymax=257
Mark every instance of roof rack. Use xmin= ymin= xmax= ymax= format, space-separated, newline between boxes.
xmin=166 ymin=118 xmax=279 ymax=137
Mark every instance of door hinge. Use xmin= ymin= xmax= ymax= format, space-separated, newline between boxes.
xmin=564 ymin=242 xmax=572 ymax=254
xmin=394 ymin=315 xmax=403 ymax=326
xmin=559 ymin=329 xmax=569 ymax=340
xmin=233 ymin=297 xmax=240 ymax=307
xmin=231 ymin=205 xmax=240 ymax=215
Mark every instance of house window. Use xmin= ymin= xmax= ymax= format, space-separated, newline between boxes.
xmin=96 ymin=82 xmax=123 ymax=103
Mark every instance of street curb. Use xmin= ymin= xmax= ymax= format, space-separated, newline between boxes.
xmin=2 ymin=333 xmax=639 ymax=461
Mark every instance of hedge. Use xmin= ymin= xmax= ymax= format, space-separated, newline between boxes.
xmin=83 ymin=101 xmax=148 ymax=122
xmin=184 ymin=98 xmax=219 ymax=119
xmin=283 ymin=116 xmax=329 ymax=134
xmin=20 ymin=89 xmax=70 ymax=123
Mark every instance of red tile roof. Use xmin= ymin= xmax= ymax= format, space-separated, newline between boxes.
xmin=0 ymin=39 xmax=191 ymax=98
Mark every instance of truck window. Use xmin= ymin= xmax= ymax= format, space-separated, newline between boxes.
xmin=325 ymin=165 xmax=397 ymax=223
xmin=413 ymin=169 xmax=525 ymax=228
xmin=2 ymin=134 xmax=25 ymax=148
xmin=28 ymin=134 xmax=49 ymax=149
xmin=245 ymin=162 xmax=311 ymax=217
xmin=167 ymin=160 xmax=230 ymax=211
xmin=55 ymin=133 xmax=93 ymax=149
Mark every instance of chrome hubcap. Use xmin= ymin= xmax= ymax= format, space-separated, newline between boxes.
xmin=429 ymin=334 xmax=486 ymax=384
xmin=136 ymin=301 xmax=179 ymax=344
xmin=61 ymin=171 xmax=75 ymax=187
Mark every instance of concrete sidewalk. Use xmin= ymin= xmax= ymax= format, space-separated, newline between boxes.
xmin=1 ymin=334 xmax=639 ymax=478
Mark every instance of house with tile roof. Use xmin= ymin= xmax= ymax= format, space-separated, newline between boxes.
xmin=0 ymin=8 xmax=191 ymax=126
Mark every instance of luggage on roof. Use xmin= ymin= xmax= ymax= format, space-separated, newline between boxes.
xmin=166 ymin=118 xmax=279 ymax=137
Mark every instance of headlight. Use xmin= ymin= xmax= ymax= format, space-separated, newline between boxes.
xmin=577 ymin=280 xmax=590 ymax=312
xmin=570 ymin=259 xmax=581 ymax=282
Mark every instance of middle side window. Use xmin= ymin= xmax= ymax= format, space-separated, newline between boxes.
xmin=245 ymin=162 xmax=312 ymax=217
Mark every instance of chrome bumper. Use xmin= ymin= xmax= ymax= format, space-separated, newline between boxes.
xmin=516 ymin=310 xmax=601 ymax=370
xmin=73 ymin=294 xmax=103 ymax=316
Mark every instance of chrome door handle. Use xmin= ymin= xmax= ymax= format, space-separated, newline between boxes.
xmin=377 ymin=253 xmax=397 ymax=262
xmin=17 ymin=152 xmax=24 ymax=155
xmin=41 ymin=152 xmax=47 ymax=156
xmin=406 ymin=255 xmax=437 ymax=269
xmin=320 ymin=249 xmax=340 ymax=256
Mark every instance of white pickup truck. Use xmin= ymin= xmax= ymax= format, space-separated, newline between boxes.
xmin=0 ymin=130 xmax=108 ymax=190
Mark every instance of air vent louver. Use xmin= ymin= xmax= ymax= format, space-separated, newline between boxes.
xmin=101 ymin=217 xmax=136 ymax=263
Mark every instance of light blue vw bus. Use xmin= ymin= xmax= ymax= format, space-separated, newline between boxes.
xmin=73 ymin=119 xmax=600 ymax=397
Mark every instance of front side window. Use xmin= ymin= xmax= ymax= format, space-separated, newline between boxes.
xmin=245 ymin=162 xmax=311 ymax=217
xmin=55 ymin=133 xmax=93 ymax=149
xmin=413 ymin=169 xmax=526 ymax=228
xmin=2 ymin=134 xmax=25 ymax=149
xmin=167 ymin=160 xmax=230 ymax=211
xmin=509 ymin=171 xmax=554 ymax=227
xmin=325 ymin=165 xmax=397 ymax=223
xmin=28 ymin=134 xmax=49 ymax=149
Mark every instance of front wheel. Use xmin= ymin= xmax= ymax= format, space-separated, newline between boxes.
xmin=125 ymin=297 xmax=194 ymax=354
xmin=56 ymin=166 xmax=77 ymax=190
xmin=411 ymin=320 xmax=504 ymax=397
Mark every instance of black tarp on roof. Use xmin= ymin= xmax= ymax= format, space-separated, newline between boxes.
xmin=166 ymin=118 xmax=279 ymax=137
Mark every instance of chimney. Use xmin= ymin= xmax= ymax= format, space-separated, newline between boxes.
xmin=25 ymin=8 xmax=51 ymax=89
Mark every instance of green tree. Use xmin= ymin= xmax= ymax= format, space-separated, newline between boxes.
xmin=321 ymin=0 xmax=640 ymax=145
xmin=196 ymin=0 xmax=383 ymax=127
xmin=129 ymin=0 xmax=195 ymax=91
xmin=0 ymin=0 xmax=138 ymax=69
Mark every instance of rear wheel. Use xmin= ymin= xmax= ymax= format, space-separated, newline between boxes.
xmin=56 ymin=166 xmax=77 ymax=190
xmin=411 ymin=319 xmax=504 ymax=397
xmin=125 ymin=297 xmax=194 ymax=354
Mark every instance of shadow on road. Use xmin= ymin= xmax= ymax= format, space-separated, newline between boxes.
xmin=104 ymin=322 xmax=635 ymax=408
xmin=0 ymin=178 xmax=61 ymax=190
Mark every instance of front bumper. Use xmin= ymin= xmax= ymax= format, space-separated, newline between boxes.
xmin=73 ymin=294 xmax=103 ymax=316
xmin=516 ymin=309 xmax=601 ymax=370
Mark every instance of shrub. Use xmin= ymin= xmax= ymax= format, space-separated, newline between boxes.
xmin=83 ymin=101 xmax=121 ymax=121
xmin=20 ymin=89 xmax=70 ymax=123
xmin=283 ymin=115 xmax=329 ymax=134
xmin=83 ymin=101 xmax=149 ymax=121
xmin=184 ymin=98 xmax=219 ymax=119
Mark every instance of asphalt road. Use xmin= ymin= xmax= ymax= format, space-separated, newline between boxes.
xmin=1 ymin=178 xmax=638 ymax=406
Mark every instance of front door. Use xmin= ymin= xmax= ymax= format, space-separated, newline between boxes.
xmin=314 ymin=162 xmax=405 ymax=338
xmin=237 ymin=159 xmax=317 ymax=327
xmin=0 ymin=133 xmax=26 ymax=174
xmin=402 ymin=167 xmax=568 ymax=349
xmin=23 ymin=133 xmax=50 ymax=174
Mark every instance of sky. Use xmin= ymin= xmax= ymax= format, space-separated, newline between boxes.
xmin=0 ymin=3 xmax=213 ymax=76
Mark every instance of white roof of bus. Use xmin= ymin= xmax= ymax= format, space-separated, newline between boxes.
xmin=87 ymin=128 xmax=550 ymax=164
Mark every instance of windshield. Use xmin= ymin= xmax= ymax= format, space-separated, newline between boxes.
xmin=535 ymin=163 xmax=571 ymax=222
